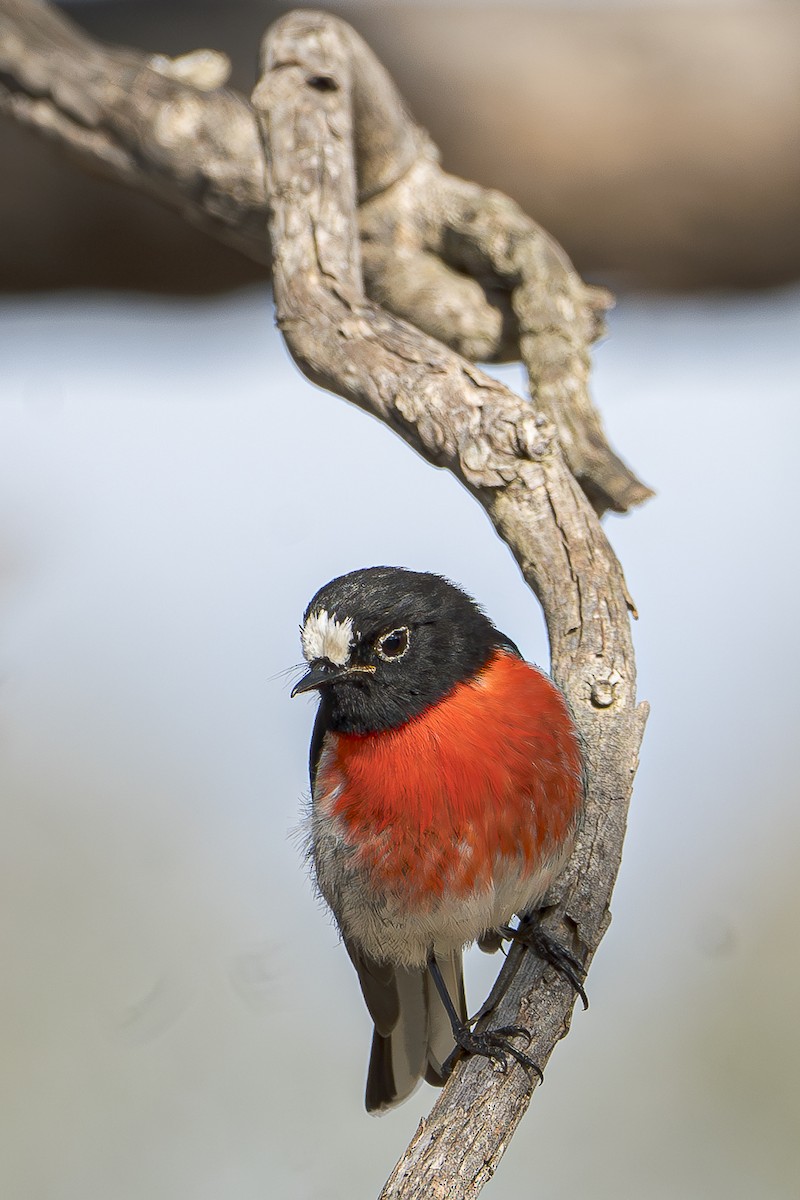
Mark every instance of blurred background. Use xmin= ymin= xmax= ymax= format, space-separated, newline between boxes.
xmin=1 ymin=1 xmax=799 ymax=1198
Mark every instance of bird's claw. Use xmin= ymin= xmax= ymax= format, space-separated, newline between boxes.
xmin=445 ymin=1022 xmax=543 ymax=1083
xmin=502 ymin=922 xmax=589 ymax=1010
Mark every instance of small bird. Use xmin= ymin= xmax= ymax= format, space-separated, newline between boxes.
xmin=292 ymin=566 xmax=585 ymax=1112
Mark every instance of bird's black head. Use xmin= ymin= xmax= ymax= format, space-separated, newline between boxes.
xmin=292 ymin=567 xmax=518 ymax=733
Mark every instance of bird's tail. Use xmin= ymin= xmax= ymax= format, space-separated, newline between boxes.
xmin=365 ymin=950 xmax=466 ymax=1113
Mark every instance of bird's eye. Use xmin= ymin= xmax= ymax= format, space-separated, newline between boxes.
xmin=375 ymin=627 xmax=410 ymax=661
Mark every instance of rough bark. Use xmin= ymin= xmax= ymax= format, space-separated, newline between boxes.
xmin=253 ymin=12 xmax=648 ymax=1198
xmin=0 ymin=0 xmax=652 ymax=513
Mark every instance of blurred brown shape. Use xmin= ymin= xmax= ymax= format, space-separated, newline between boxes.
xmin=1 ymin=0 xmax=797 ymax=293
xmin=353 ymin=2 xmax=800 ymax=291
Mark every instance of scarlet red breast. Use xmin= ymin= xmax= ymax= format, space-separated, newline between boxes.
xmin=292 ymin=566 xmax=584 ymax=1111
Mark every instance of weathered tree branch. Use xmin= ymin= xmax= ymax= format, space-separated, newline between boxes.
xmin=253 ymin=11 xmax=648 ymax=1198
xmin=0 ymin=0 xmax=652 ymax=513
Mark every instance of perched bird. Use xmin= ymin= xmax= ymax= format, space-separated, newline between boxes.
xmin=292 ymin=566 xmax=585 ymax=1112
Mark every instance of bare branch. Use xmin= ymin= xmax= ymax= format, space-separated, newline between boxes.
xmin=0 ymin=0 xmax=268 ymax=258
xmin=358 ymin=157 xmax=651 ymax=513
xmin=252 ymin=11 xmax=648 ymax=1197
xmin=0 ymin=0 xmax=651 ymax=513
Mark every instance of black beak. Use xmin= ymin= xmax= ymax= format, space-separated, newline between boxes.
xmin=291 ymin=660 xmax=376 ymax=697
xmin=291 ymin=661 xmax=348 ymax=697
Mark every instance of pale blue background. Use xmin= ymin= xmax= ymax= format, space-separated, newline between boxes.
xmin=1 ymin=285 xmax=798 ymax=1197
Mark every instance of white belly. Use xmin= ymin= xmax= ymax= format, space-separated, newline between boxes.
xmin=310 ymin=803 xmax=573 ymax=969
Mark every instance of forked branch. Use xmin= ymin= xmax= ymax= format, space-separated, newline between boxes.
xmin=253 ymin=12 xmax=648 ymax=1198
xmin=0 ymin=0 xmax=652 ymax=513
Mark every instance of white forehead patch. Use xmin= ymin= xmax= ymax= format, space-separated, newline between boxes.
xmin=301 ymin=609 xmax=354 ymax=666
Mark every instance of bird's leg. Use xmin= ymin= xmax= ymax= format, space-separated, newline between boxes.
xmin=466 ymin=936 xmax=527 ymax=1026
xmin=500 ymin=914 xmax=589 ymax=1010
xmin=427 ymin=955 xmax=543 ymax=1083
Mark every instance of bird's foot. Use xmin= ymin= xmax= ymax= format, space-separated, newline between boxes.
xmin=501 ymin=920 xmax=588 ymax=1010
xmin=444 ymin=1021 xmax=543 ymax=1082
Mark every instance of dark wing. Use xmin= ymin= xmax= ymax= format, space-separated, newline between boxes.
xmin=351 ymin=944 xmax=466 ymax=1113
xmin=308 ymin=691 xmax=333 ymax=792
xmin=345 ymin=941 xmax=414 ymax=1114
xmin=494 ymin=630 xmax=523 ymax=658
xmin=345 ymin=940 xmax=400 ymax=1036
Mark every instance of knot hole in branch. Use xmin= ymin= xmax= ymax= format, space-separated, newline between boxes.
xmin=306 ymin=74 xmax=339 ymax=92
